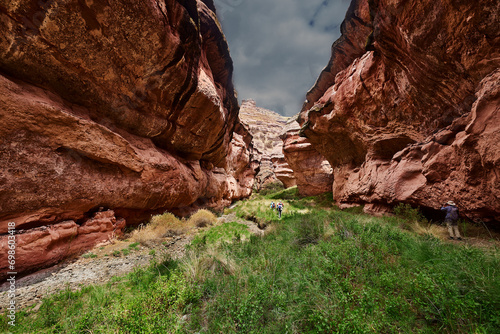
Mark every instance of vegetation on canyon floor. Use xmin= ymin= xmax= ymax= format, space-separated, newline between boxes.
xmin=2 ymin=187 xmax=499 ymax=333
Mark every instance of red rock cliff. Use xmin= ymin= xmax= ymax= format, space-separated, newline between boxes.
xmin=0 ymin=0 xmax=253 ymax=275
xmin=239 ymin=100 xmax=295 ymax=190
xmin=282 ymin=118 xmax=333 ymax=196
xmin=299 ymin=0 xmax=499 ymax=221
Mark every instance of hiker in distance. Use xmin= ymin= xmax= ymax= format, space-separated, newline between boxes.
xmin=441 ymin=200 xmax=462 ymax=240
xmin=270 ymin=201 xmax=276 ymax=211
xmin=277 ymin=202 xmax=284 ymax=219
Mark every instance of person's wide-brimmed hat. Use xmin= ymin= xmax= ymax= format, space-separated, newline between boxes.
xmin=447 ymin=201 xmax=456 ymax=206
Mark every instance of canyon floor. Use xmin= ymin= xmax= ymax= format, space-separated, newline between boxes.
xmin=0 ymin=188 xmax=500 ymax=333
xmin=2 ymin=198 xmax=499 ymax=313
xmin=1 ymin=190 xmax=499 ymax=333
xmin=0 ymin=213 xmax=264 ymax=313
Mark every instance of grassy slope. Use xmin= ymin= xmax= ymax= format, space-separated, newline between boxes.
xmin=3 ymin=188 xmax=499 ymax=333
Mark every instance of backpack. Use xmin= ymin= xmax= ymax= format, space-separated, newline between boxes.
xmin=449 ymin=206 xmax=459 ymax=220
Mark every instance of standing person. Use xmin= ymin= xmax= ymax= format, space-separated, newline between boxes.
xmin=277 ymin=202 xmax=283 ymax=218
xmin=270 ymin=201 xmax=275 ymax=210
xmin=441 ymin=200 xmax=462 ymax=240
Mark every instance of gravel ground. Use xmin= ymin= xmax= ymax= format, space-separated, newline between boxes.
xmin=0 ymin=235 xmax=192 ymax=312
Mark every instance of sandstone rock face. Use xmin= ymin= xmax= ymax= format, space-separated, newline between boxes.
xmin=272 ymin=154 xmax=296 ymax=189
xmin=300 ymin=0 xmax=500 ymax=221
xmin=211 ymin=122 xmax=258 ymax=207
xmin=0 ymin=0 xmax=253 ymax=275
xmin=0 ymin=210 xmax=125 ymax=276
xmin=282 ymin=118 xmax=333 ymax=196
xmin=239 ymin=100 xmax=295 ymax=189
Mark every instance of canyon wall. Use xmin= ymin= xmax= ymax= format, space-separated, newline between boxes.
xmin=298 ymin=0 xmax=499 ymax=221
xmin=282 ymin=118 xmax=333 ymax=196
xmin=239 ymin=100 xmax=295 ymax=190
xmin=0 ymin=0 xmax=255 ymax=276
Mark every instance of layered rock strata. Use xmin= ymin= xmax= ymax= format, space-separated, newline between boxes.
xmin=282 ymin=118 xmax=333 ymax=196
xmin=272 ymin=155 xmax=296 ymax=189
xmin=0 ymin=210 xmax=125 ymax=277
xmin=0 ymin=0 xmax=254 ymax=276
xmin=239 ymin=100 xmax=295 ymax=189
xmin=299 ymin=0 xmax=499 ymax=221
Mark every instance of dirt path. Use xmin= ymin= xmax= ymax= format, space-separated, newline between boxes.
xmin=0 ymin=215 xmax=263 ymax=312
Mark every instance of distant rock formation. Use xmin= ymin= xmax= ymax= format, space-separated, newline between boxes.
xmin=282 ymin=118 xmax=333 ymax=196
xmin=272 ymin=154 xmax=296 ymax=189
xmin=239 ymin=100 xmax=296 ymax=189
xmin=299 ymin=0 xmax=499 ymax=222
xmin=0 ymin=0 xmax=255 ymax=276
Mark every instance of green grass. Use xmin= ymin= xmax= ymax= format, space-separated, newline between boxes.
xmin=81 ymin=252 xmax=97 ymax=259
xmin=265 ymin=186 xmax=299 ymax=200
xmin=189 ymin=222 xmax=251 ymax=249
xmin=2 ymin=190 xmax=499 ymax=333
xmin=257 ymin=181 xmax=285 ymax=196
xmin=128 ymin=242 xmax=140 ymax=250
xmin=231 ymin=186 xmax=330 ymax=223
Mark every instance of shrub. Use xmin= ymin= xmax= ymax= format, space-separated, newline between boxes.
xmin=82 ymin=252 xmax=97 ymax=259
xmin=187 ymin=209 xmax=217 ymax=228
xmin=394 ymin=203 xmax=426 ymax=223
xmin=128 ymin=242 xmax=140 ymax=250
xmin=131 ymin=212 xmax=184 ymax=246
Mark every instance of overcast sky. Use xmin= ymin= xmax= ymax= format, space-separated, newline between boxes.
xmin=213 ymin=0 xmax=351 ymax=116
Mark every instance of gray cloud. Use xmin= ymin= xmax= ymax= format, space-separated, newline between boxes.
xmin=214 ymin=0 xmax=351 ymax=116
